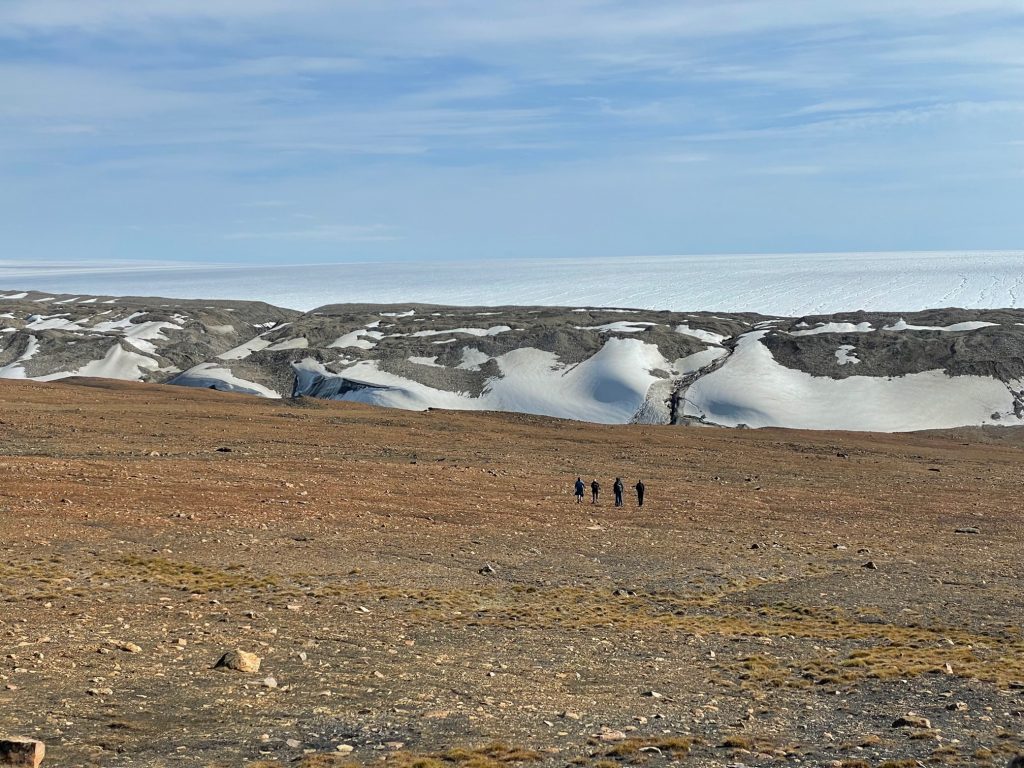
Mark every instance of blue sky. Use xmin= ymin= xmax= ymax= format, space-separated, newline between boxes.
xmin=1 ymin=0 xmax=1022 ymax=265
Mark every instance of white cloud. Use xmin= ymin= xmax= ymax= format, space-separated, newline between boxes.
xmin=224 ymin=223 xmax=399 ymax=243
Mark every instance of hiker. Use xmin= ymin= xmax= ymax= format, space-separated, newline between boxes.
xmin=574 ymin=477 xmax=585 ymax=504
xmin=613 ymin=477 xmax=624 ymax=507
xmin=591 ymin=479 xmax=600 ymax=504
xmin=635 ymin=480 xmax=645 ymax=507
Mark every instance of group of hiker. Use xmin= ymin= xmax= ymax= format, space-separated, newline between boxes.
xmin=574 ymin=476 xmax=645 ymax=507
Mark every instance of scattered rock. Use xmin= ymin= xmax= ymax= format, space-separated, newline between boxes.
xmin=479 ymin=564 xmax=496 ymax=576
xmin=597 ymin=729 xmax=628 ymax=742
xmin=892 ymin=714 xmax=931 ymax=729
xmin=641 ymin=690 xmax=663 ymax=698
xmin=213 ymin=650 xmax=261 ymax=673
xmin=0 ymin=737 xmax=45 ymax=767
xmin=285 ymin=739 xmax=302 ymax=749
xmin=336 ymin=745 xmax=354 ymax=754
xmin=86 ymin=687 xmax=113 ymax=696
xmin=262 ymin=676 xmax=278 ymax=689
xmin=862 ymin=561 xmax=878 ymax=570
xmin=947 ymin=702 xmax=968 ymax=712
xmin=216 ymin=447 xmax=233 ymax=452
xmin=955 ymin=527 xmax=981 ymax=535
xmin=115 ymin=642 xmax=142 ymax=654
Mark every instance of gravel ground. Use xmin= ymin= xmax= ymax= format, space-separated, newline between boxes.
xmin=1 ymin=378 xmax=1023 ymax=768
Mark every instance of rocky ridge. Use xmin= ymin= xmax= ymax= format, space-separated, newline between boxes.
xmin=2 ymin=289 xmax=1023 ymax=430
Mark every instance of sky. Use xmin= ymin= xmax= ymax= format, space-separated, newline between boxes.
xmin=1 ymin=0 xmax=1022 ymax=267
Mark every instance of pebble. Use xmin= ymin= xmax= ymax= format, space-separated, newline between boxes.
xmin=892 ymin=714 xmax=931 ymax=729
xmin=213 ymin=650 xmax=262 ymax=673
xmin=0 ymin=737 xmax=45 ymax=768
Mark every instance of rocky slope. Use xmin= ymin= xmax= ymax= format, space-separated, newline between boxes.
xmin=2 ymin=288 xmax=1023 ymax=431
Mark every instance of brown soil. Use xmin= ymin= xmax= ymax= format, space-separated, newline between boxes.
xmin=1 ymin=378 xmax=1023 ymax=768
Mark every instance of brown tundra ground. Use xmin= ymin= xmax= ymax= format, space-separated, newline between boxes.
xmin=1 ymin=378 xmax=1023 ymax=768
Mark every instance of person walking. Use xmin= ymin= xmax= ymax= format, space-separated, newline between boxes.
xmin=635 ymin=480 xmax=645 ymax=507
xmin=590 ymin=479 xmax=600 ymax=504
xmin=613 ymin=477 xmax=624 ymax=507
xmin=574 ymin=477 xmax=585 ymax=504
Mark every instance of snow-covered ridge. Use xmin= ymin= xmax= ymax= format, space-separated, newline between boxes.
xmin=2 ymin=289 xmax=1023 ymax=432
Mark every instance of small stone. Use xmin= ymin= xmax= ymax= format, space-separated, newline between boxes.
xmin=86 ymin=688 xmax=113 ymax=696
xmin=117 ymin=642 xmax=142 ymax=654
xmin=0 ymin=737 xmax=45 ymax=767
xmin=286 ymin=739 xmax=301 ymax=749
xmin=561 ymin=711 xmax=581 ymax=720
xmin=955 ymin=527 xmax=981 ymax=535
xmin=862 ymin=561 xmax=878 ymax=570
xmin=641 ymin=690 xmax=663 ymax=698
xmin=597 ymin=729 xmax=628 ymax=742
xmin=946 ymin=702 xmax=968 ymax=712
xmin=479 ymin=564 xmax=497 ymax=575
xmin=892 ymin=715 xmax=931 ymax=729
xmin=213 ymin=650 xmax=261 ymax=673
xmin=336 ymin=745 xmax=354 ymax=754
xmin=262 ymin=677 xmax=278 ymax=689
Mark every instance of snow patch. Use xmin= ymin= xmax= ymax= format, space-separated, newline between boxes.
xmin=790 ymin=322 xmax=874 ymax=336
xmin=329 ymin=328 xmax=384 ymax=349
xmin=35 ymin=343 xmax=161 ymax=382
xmin=265 ymin=337 xmax=309 ymax=351
xmin=674 ymin=347 xmax=728 ymax=375
xmin=217 ymin=336 xmax=273 ymax=360
xmin=675 ymin=323 xmax=728 ymax=345
xmin=835 ymin=345 xmax=860 ymax=366
xmin=304 ymin=337 xmax=675 ymax=424
xmin=683 ymin=331 xmax=1020 ymax=431
xmin=409 ymin=356 xmax=442 ymax=367
xmin=577 ymin=321 xmax=656 ymax=333
xmin=407 ymin=325 xmax=512 ymax=338
xmin=457 ymin=348 xmax=492 ymax=371
xmin=171 ymin=363 xmax=281 ymax=398
xmin=883 ymin=318 xmax=999 ymax=332
xmin=0 ymin=335 xmax=40 ymax=378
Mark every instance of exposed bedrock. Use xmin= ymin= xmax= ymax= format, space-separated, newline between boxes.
xmin=2 ymin=289 xmax=1023 ymax=431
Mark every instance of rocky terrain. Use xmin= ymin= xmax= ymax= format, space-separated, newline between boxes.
xmin=2 ymin=289 xmax=1024 ymax=430
xmin=1 ymin=378 xmax=1024 ymax=767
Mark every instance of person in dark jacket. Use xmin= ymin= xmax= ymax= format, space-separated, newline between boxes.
xmin=590 ymin=479 xmax=600 ymax=504
xmin=574 ymin=477 xmax=585 ymax=504
xmin=613 ymin=477 xmax=624 ymax=507
xmin=635 ymin=480 xmax=645 ymax=507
